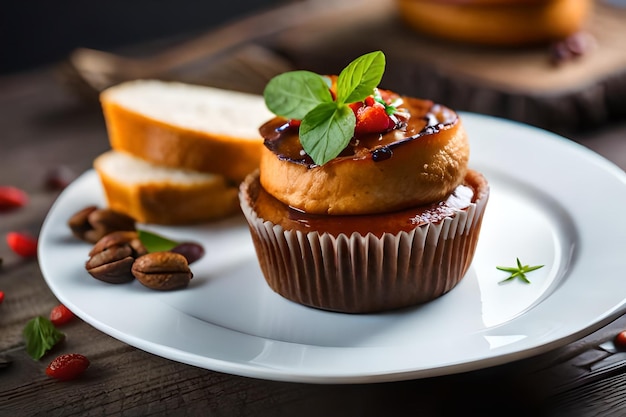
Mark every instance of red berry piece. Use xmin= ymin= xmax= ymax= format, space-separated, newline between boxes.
xmin=348 ymin=102 xmax=363 ymax=113
xmin=50 ymin=304 xmax=75 ymax=326
xmin=44 ymin=166 xmax=76 ymax=191
xmin=615 ymin=331 xmax=626 ymax=351
xmin=170 ymin=242 xmax=205 ymax=265
xmin=0 ymin=186 xmax=28 ymax=212
xmin=6 ymin=232 xmax=38 ymax=258
xmin=355 ymin=105 xmax=393 ymax=135
xmin=364 ymin=96 xmax=376 ymax=107
xmin=45 ymin=353 xmax=90 ymax=381
xmin=0 ymin=291 xmax=4 ymax=304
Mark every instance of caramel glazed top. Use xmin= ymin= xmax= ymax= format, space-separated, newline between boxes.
xmin=260 ymin=96 xmax=457 ymax=168
xmin=252 ymin=94 xmax=485 ymax=237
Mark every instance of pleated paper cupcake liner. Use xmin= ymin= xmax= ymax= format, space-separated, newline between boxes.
xmin=240 ymin=173 xmax=489 ymax=313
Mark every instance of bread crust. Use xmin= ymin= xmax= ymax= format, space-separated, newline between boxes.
xmin=94 ymin=151 xmax=240 ymax=225
xmin=396 ymin=0 xmax=592 ymax=46
xmin=100 ymin=80 xmax=275 ymax=183
xmin=259 ymin=117 xmax=470 ymax=215
xmin=101 ymin=100 xmax=263 ymax=183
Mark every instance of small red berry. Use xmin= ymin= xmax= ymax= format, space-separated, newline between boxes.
xmin=354 ymin=105 xmax=393 ymax=135
xmin=45 ymin=353 xmax=90 ymax=381
xmin=0 ymin=186 xmax=28 ymax=212
xmin=6 ymin=232 xmax=38 ymax=258
xmin=614 ymin=331 xmax=626 ymax=350
xmin=0 ymin=291 xmax=4 ymax=304
xmin=44 ymin=166 xmax=75 ymax=191
xmin=50 ymin=304 xmax=75 ymax=326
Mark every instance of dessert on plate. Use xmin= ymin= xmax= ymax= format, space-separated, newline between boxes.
xmin=239 ymin=51 xmax=489 ymax=313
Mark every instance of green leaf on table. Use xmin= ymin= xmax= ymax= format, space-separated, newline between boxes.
xmin=137 ymin=229 xmax=179 ymax=253
xmin=23 ymin=316 xmax=65 ymax=360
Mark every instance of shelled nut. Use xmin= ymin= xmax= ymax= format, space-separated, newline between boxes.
xmin=86 ymin=231 xmax=147 ymax=284
xmin=69 ymin=206 xmax=136 ymax=243
xmin=132 ymin=252 xmax=192 ymax=291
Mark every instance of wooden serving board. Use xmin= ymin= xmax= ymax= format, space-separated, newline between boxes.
xmin=266 ymin=0 xmax=626 ymax=134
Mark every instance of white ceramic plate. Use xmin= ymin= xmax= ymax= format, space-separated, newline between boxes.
xmin=39 ymin=113 xmax=626 ymax=384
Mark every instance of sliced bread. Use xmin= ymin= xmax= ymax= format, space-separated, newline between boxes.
xmin=94 ymin=150 xmax=240 ymax=225
xmin=100 ymin=80 xmax=274 ymax=182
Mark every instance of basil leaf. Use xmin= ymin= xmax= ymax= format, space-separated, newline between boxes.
xmin=263 ymin=70 xmax=332 ymax=120
xmin=138 ymin=229 xmax=179 ymax=253
xmin=23 ymin=316 xmax=65 ymax=360
xmin=336 ymin=51 xmax=385 ymax=105
xmin=300 ymin=103 xmax=355 ymax=166
xmin=262 ymin=51 xmax=388 ymax=166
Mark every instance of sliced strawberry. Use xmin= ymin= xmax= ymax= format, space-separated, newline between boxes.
xmin=354 ymin=104 xmax=394 ymax=135
xmin=349 ymin=101 xmax=363 ymax=114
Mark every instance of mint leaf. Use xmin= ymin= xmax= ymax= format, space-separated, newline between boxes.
xmin=300 ymin=102 xmax=355 ymax=166
xmin=138 ymin=229 xmax=179 ymax=253
xmin=23 ymin=316 xmax=65 ymax=360
xmin=336 ymin=51 xmax=385 ymax=105
xmin=263 ymin=70 xmax=332 ymax=120
xmin=262 ymin=50 xmax=388 ymax=166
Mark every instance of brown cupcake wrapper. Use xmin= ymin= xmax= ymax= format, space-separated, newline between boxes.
xmin=240 ymin=175 xmax=489 ymax=313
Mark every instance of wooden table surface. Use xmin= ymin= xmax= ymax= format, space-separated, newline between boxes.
xmin=2 ymin=1 xmax=626 ymax=416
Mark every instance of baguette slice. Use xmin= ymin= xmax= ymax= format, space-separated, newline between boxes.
xmin=94 ymin=151 xmax=240 ymax=225
xmin=100 ymin=80 xmax=274 ymax=182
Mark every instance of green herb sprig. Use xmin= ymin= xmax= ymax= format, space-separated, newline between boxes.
xmin=496 ymin=258 xmax=544 ymax=284
xmin=263 ymin=51 xmax=386 ymax=166
xmin=23 ymin=316 xmax=65 ymax=360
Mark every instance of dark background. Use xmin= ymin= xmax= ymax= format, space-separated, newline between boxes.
xmin=1 ymin=0 xmax=288 ymax=74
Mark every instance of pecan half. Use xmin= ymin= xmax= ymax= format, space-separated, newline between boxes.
xmin=68 ymin=206 xmax=136 ymax=243
xmin=86 ymin=231 xmax=147 ymax=284
xmin=132 ymin=252 xmax=192 ymax=291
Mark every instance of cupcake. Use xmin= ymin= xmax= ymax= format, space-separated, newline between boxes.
xmin=239 ymin=51 xmax=489 ymax=313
